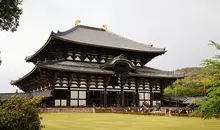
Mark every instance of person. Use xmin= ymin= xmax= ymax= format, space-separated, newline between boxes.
xmin=168 ymin=109 xmax=172 ymax=117
xmin=142 ymin=100 xmax=150 ymax=113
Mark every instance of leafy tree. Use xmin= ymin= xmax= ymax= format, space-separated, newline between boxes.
xmin=0 ymin=0 xmax=23 ymax=65
xmin=164 ymin=68 xmax=206 ymax=97
xmin=0 ymin=96 xmax=2 ymax=106
xmin=196 ymin=41 xmax=220 ymax=119
xmin=0 ymin=0 xmax=23 ymax=32
xmin=0 ymin=96 xmax=43 ymax=130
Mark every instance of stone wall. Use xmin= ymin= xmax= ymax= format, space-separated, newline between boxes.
xmin=41 ymin=108 xmax=95 ymax=113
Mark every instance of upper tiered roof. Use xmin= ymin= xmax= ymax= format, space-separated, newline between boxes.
xmin=53 ymin=25 xmax=165 ymax=53
xmin=26 ymin=25 xmax=166 ymax=62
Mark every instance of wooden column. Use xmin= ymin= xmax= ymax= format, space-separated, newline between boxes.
xmin=135 ymin=78 xmax=140 ymax=107
xmin=159 ymin=79 xmax=168 ymax=107
xmin=149 ymin=79 xmax=153 ymax=107
xmin=86 ymin=75 xmax=90 ymax=107
xmin=104 ymin=87 xmax=107 ymax=107
xmin=104 ymin=76 xmax=110 ymax=107
xmin=121 ymin=88 xmax=124 ymax=107
xmin=120 ymin=75 xmax=124 ymax=107
xmin=67 ymin=73 xmax=70 ymax=107
xmin=117 ymin=92 xmax=120 ymax=106
xmin=132 ymin=92 xmax=136 ymax=107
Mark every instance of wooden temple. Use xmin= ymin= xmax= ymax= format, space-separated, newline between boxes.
xmin=11 ymin=22 xmax=184 ymax=108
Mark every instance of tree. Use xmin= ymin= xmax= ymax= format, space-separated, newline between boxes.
xmin=0 ymin=0 xmax=23 ymax=32
xmin=164 ymin=67 xmax=206 ymax=97
xmin=0 ymin=0 xmax=23 ymax=65
xmin=196 ymin=41 xmax=220 ymax=119
xmin=0 ymin=96 xmax=43 ymax=130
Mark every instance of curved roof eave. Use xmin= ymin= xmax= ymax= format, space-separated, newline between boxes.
xmin=25 ymin=34 xmax=54 ymax=62
xmin=11 ymin=63 xmax=114 ymax=86
xmin=11 ymin=65 xmax=39 ymax=85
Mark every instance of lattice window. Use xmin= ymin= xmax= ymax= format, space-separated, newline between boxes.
xmin=79 ymin=91 xmax=86 ymax=99
xmin=55 ymin=100 xmax=60 ymax=106
xmin=145 ymin=93 xmax=150 ymax=100
xmin=71 ymin=91 xmax=78 ymax=99
xmin=70 ymin=100 xmax=78 ymax=106
xmin=79 ymin=100 xmax=86 ymax=106
xmin=61 ymin=100 xmax=67 ymax=106
xmin=139 ymin=93 xmax=144 ymax=100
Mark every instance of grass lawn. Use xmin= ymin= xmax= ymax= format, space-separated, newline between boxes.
xmin=42 ymin=113 xmax=220 ymax=130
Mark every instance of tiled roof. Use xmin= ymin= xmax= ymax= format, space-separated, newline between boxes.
xmin=163 ymin=96 xmax=206 ymax=104
xmin=0 ymin=90 xmax=52 ymax=101
xmin=26 ymin=25 xmax=166 ymax=62
xmin=53 ymin=25 xmax=166 ymax=53
xmin=11 ymin=61 xmax=184 ymax=85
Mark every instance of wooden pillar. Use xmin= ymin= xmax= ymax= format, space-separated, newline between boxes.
xmin=135 ymin=78 xmax=139 ymax=107
xmin=132 ymin=92 xmax=136 ymax=107
xmin=104 ymin=87 xmax=107 ymax=107
xmin=100 ymin=92 xmax=103 ymax=107
xmin=120 ymin=75 xmax=124 ymax=107
xmin=117 ymin=92 xmax=120 ymax=106
xmin=159 ymin=79 xmax=167 ymax=107
xmin=86 ymin=75 xmax=90 ymax=107
xmin=67 ymin=73 xmax=70 ymax=107
xmin=121 ymin=88 xmax=124 ymax=107
xmin=149 ymin=79 xmax=153 ymax=107
xmin=104 ymin=76 xmax=110 ymax=107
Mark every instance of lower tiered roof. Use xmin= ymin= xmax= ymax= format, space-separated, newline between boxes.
xmin=11 ymin=60 xmax=184 ymax=86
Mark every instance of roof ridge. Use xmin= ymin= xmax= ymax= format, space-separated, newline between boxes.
xmin=55 ymin=25 xmax=105 ymax=36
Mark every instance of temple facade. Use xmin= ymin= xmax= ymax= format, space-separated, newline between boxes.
xmin=11 ymin=22 xmax=184 ymax=108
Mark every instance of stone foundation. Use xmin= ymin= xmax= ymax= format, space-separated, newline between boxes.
xmin=41 ymin=108 xmax=95 ymax=113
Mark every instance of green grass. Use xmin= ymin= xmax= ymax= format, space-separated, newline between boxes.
xmin=42 ymin=113 xmax=220 ymax=130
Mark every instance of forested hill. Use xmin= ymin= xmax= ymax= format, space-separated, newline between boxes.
xmin=175 ymin=67 xmax=202 ymax=74
xmin=164 ymin=67 xmax=206 ymax=97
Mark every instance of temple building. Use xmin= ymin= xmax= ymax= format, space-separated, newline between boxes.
xmin=11 ymin=21 xmax=184 ymax=108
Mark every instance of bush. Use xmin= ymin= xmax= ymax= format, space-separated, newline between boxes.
xmin=0 ymin=96 xmax=42 ymax=130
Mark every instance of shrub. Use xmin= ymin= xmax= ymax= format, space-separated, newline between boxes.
xmin=0 ymin=96 xmax=42 ymax=130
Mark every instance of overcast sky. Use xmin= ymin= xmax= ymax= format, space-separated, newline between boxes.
xmin=0 ymin=0 xmax=219 ymax=93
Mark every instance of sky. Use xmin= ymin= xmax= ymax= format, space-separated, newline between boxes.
xmin=0 ymin=0 xmax=219 ymax=93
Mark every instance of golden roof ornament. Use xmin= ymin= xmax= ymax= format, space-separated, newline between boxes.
xmin=75 ymin=20 xmax=81 ymax=26
xmin=102 ymin=24 xmax=108 ymax=31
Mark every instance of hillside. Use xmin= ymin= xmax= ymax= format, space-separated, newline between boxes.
xmin=164 ymin=67 xmax=206 ymax=97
